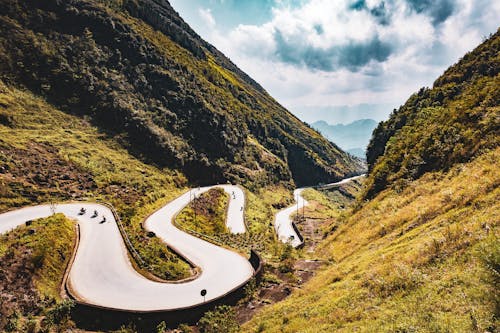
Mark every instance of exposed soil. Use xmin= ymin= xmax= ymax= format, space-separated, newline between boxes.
xmin=0 ymin=246 xmax=43 ymax=326
xmin=235 ymin=259 xmax=325 ymax=324
xmin=190 ymin=188 xmax=225 ymax=218
xmin=0 ymin=142 xmax=96 ymax=202
xmin=298 ymin=216 xmax=330 ymax=253
xmin=0 ymin=141 xmax=142 ymax=211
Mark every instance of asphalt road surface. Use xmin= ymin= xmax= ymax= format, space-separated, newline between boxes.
xmin=0 ymin=185 xmax=253 ymax=311
xmin=274 ymin=175 xmax=365 ymax=248
xmin=274 ymin=188 xmax=308 ymax=248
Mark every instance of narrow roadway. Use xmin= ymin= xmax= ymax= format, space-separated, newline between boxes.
xmin=0 ymin=177 xmax=362 ymax=309
xmin=0 ymin=185 xmax=253 ymax=312
xmin=274 ymin=189 xmax=308 ymax=248
xmin=274 ymin=175 xmax=365 ymax=248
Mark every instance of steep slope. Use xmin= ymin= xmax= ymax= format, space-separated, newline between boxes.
xmin=244 ymin=148 xmax=499 ymax=332
xmin=0 ymin=80 xmax=194 ymax=281
xmin=0 ymin=215 xmax=76 ymax=332
xmin=365 ymin=29 xmax=499 ymax=198
xmin=242 ymin=30 xmax=499 ymax=332
xmin=0 ymin=0 xmax=363 ymax=188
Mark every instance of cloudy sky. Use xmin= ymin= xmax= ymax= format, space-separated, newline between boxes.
xmin=169 ymin=0 xmax=499 ymax=124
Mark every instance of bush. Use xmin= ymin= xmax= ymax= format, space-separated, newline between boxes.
xmin=198 ymin=305 xmax=239 ymax=333
xmin=156 ymin=321 xmax=167 ymax=333
xmin=178 ymin=323 xmax=193 ymax=333
xmin=45 ymin=299 xmax=74 ymax=326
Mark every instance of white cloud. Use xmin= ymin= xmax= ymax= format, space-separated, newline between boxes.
xmin=197 ymin=0 xmax=500 ymax=123
xmin=198 ymin=8 xmax=216 ymax=29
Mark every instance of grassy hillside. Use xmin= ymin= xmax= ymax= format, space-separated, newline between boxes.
xmin=243 ymin=30 xmax=499 ymax=333
xmin=0 ymin=80 xmax=196 ymax=281
xmin=243 ymin=147 xmax=499 ymax=332
xmin=0 ymin=214 xmax=76 ymax=332
xmin=0 ymin=79 xmax=302 ymax=281
xmin=176 ymin=188 xmax=229 ymax=236
xmin=365 ymin=29 xmax=499 ymax=198
xmin=0 ymin=0 xmax=363 ymax=188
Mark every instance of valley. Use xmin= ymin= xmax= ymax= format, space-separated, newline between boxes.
xmin=0 ymin=0 xmax=498 ymax=332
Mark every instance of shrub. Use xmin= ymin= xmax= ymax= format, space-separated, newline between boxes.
xmin=45 ymin=299 xmax=74 ymax=326
xmin=156 ymin=321 xmax=167 ymax=333
xmin=198 ymin=305 xmax=239 ymax=333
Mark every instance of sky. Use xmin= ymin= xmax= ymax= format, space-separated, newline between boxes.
xmin=169 ymin=0 xmax=500 ymax=125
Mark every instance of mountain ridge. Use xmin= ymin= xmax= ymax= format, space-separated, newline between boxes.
xmin=0 ymin=0 xmax=364 ymax=189
xmin=312 ymin=118 xmax=378 ymax=158
xmin=364 ymin=28 xmax=499 ymax=198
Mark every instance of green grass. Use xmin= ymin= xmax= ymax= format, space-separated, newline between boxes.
xmin=243 ymin=148 xmax=499 ymax=332
xmin=0 ymin=81 xmax=302 ymax=281
xmin=0 ymin=214 xmax=74 ymax=301
xmin=365 ymin=29 xmax=499 ymax=199
xmin=0 ymin=214 xmax=76 ymax=331
xmin=0 ymin=81 xmax=192 ymax=281
xmin=176 ymin=188 xmax=229 ymax=236
xmin=174 ymin=185 xmax=299 ymax=259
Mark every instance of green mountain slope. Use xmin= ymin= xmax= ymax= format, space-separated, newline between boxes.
xmin=0 ymin=81 xmax=194 ymax=281
xmin=0 ymin=0 xmax=363 ymax=188
xmin=243 ymin=29 xmax=499 ymax=332
xmin=244 ymin=148 xmax=499 ymax=332
xmin=365 ymin=29 xmax=499 ymax=198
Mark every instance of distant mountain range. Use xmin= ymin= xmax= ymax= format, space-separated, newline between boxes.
xmin=311 ymin=119 xmax=378 ymax=158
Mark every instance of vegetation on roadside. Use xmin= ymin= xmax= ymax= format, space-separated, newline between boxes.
xmin=198 ymin=305 xmax=240 ymax=333
xmin=365 ymin=29 xmax=499 ymax=199
xmin=174 ymin=184 xmax=298 ymax=259
xmin=243 ymin=31 xmax=500 ymax=331
xmin=0 ymin=79 xmax=303 ymax=286
xmin=176 ymin=188 xmax=229 ymax=235
xmin=0 ymin=81 xmax=192 ymax=281
xmin=0 ymin=0 xmax=363 ymax=289
xmin=243 ymin=147 xmax=499 ymax=332
xmin=0 ymin=214 xmax=76 ymax=332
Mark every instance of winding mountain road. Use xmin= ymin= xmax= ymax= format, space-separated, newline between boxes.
xmin=0 ymin=185 xmax=252 ymax=312
xmin=0 ymin=176 xmax=363 ymax=310
xmin=274 ymin=175 xmax=365 ymax=248
xmin=274 ymin=189 xmax=308 ymax=248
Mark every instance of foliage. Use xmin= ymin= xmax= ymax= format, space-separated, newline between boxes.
xmin=244 ymin=33 xmax=500 ymax=330
xmin=0 ymin=0 xmax=363 ymax=189
xmin=242 ymin=147 xmax=500 ymax=332
xmin=476 ymin=235 xmax=500 ymax=318
xmin=44 ymin=299 xmax=75 ymax=327
xmin=198 ymin=305 xmax=240 ymax=333
xmin=0 ymin=214 xmax=76 ymax=331
xmin=0 ymin=79 xmax=310 ymax=285
xmin=178 ymin=323 xmax=193 ymax=333
xmin=156 ymin=321 xmax=167 ymax=333
xmin=243 ymin=277 xmax=257 ymax=302
xmin=365 ymin=29 xmax=499 ymax=198
xmin=176 ymin=188 xmax=229 ymax=236
xmin=0 ymin=81 xmax=192 ymax=281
